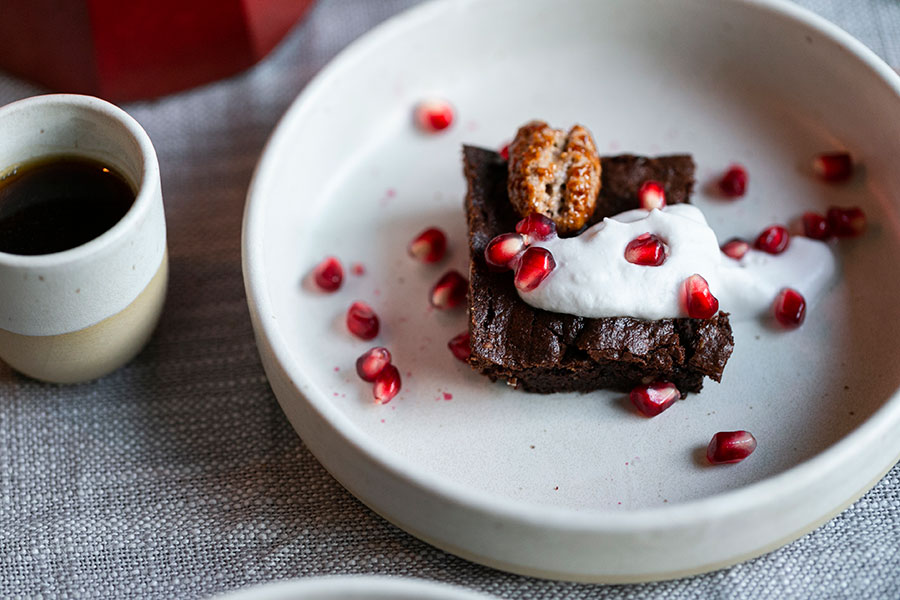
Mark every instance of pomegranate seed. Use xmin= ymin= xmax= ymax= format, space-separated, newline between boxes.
xmin=408 ymin=227 xmax=447 ymax=263
xmin=484 ymin=232 xmax=526 ymax=269
xmin=373 ymin=364 xmax=401 ymax=405
xmin=801 ymin=212 xmax=832 ymax=240
xmin=773 ymin=288 xmax=806 ymax=328
xmin=514 ymin=247 xmax=556 ymax=292
xmin=683 ymin=274 xmax=719 ymax=319
xmin=718 ymin=164 xmax=748 ymax=198
xmin=430 ymin=270 xmax=467 ymax=309
xmin=499 ymin=143 xmax=510 ymax=160
xmin=346 ymin=301 xmax=380 ymax=340
xmin=414 ymin=99 xmax=454 ymax=133
xmin=707 ymin=430 xmax=757 ymax=464
xmin=827 ymin=206 xmax=866 ymax=238
xmin=638 ymin=180 xmax=666 ymax=211
xmin=721 ymin=238 xmax=750 ymax=260
xmin=312 ymin=256 xmax=343 ymax=292
xmin=755 ymin=225 xmax=790 ymax=254
xmin=813 ymin=152 xmax=853 ymax=182
xmin=624 ymin=233 xmax=667 ymax=267
xmin=355 ymin=347 xmax=392 ymax=382
xmin=447 ymin=332 xmax=471 ymax=362
xmin=515 ymin=213 xmax=556 ymax=242
xmin=629 ymin=381 xmax=680 ymax=417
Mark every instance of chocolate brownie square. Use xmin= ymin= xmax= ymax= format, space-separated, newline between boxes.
xmin=463 ymin=145 xmax=733 ymax=395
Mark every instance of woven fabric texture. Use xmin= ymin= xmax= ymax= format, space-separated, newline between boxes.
xmin=1 ymin=1 xmax=899 ymax=598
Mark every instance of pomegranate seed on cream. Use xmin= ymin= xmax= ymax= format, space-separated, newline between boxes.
xmin=514 ymin=247 xmax=556 ymax=292
xmin=683 ymin=274 xmax=719 ymax=319
xmin=755 ymin=225 xmax=790 ymax=254
xmin=624 ymin=233 xmax=667 ymax=267
xmin=721 ymin=239 xmax=750 ymax=260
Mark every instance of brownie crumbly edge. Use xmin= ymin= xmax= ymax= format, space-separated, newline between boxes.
xmin=463 ymin=145 xmax=734 ymax=395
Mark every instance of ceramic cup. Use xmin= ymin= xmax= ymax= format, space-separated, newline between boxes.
xmin=0 ymin=94 xmax=167 ymax=383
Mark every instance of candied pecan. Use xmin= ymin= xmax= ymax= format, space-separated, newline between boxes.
xmin=506 ymin=121 xmax=601 ymax=235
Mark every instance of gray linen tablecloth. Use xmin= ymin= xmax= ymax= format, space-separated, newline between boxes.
xmin=1 ymin=1 xmax=899 ymax=598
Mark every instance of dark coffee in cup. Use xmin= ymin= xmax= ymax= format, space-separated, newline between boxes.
xmin=0 ymin=155 xmax=134 ymax=256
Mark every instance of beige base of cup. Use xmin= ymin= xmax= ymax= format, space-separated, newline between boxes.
xmin=0 ymin=252 xmax=168 ymax=384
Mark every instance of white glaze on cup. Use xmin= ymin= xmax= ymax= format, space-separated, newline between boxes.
xmin=0 ymin=94 xmax=167 ymax=383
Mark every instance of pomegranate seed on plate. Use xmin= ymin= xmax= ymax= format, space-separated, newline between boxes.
xmin=773 ymin=288 xmax=806 ymax=328
xmin=755 ymin=225 xmax=790 ymax=254
xmin=373 ymin=364 xmax=401 ymax=404
xmin=346 ymin=301 xmax=380 ymax=340
xmin=707 ymin=430 xmax=757 ymax=464
xmin=718 ymin=164 xmax=748 ymax=198
xmin=514 ymin=246 xmax=556 ymax=292
xmin=683 ymin=274 xmax=719 ymax=319
xmin=484 ymin=232 xmax=526 ymax=269
xmin=515 ymin=213 xmax=556 ymax=242
xmin=355 ymin=347 xmax=392 ymax=382
xmin=801 ymin=212 xmax=832 ymax=240
xmin=826 ymin=206 xmax=866 ymax=238
xmin=430 ymin=270 xmax=467 ymax=309
xmin=447 ymin=332 xmax=471 ymax=362
xmin=629 ymin=381 xmax=680 ymax=417
xmin=414 ymin=99 xmax=454 ymax=132
xmin=813 ymin=152 xmax=853 ymax=182
xmin=499 ymin=143 xmax=510 ymax=160
xmin=624 ymin=233 xmax=667 ymax=266
xmin=721 ymin=239 xmax=750 ymax=260
xmin=312 ymin=256 xmax=343 ymax=292
xmin=408 ymin=227 xmax=447 ymax=263
xmin=638 ymin=180 xmax=666 ymax=211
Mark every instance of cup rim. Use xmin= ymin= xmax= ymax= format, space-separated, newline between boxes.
xmin=0 ymin=93 xmax=160 ymax=267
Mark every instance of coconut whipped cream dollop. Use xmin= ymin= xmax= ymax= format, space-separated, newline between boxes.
xmin=519 ymin=204 xmax=836 ymax=320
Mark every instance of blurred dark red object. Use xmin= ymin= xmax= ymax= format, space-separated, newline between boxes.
xmin=0 ymin=0 xmax=317 ymax=101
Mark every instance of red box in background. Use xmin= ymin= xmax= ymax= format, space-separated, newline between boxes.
xmin=0 ymin=0 xmax=317 ymax=102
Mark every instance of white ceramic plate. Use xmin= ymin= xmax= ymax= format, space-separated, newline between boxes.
xmin=215 ymin=577 xmax=492 ymax=600
xmin=243 ymin=0 xmax=900 ymax=583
